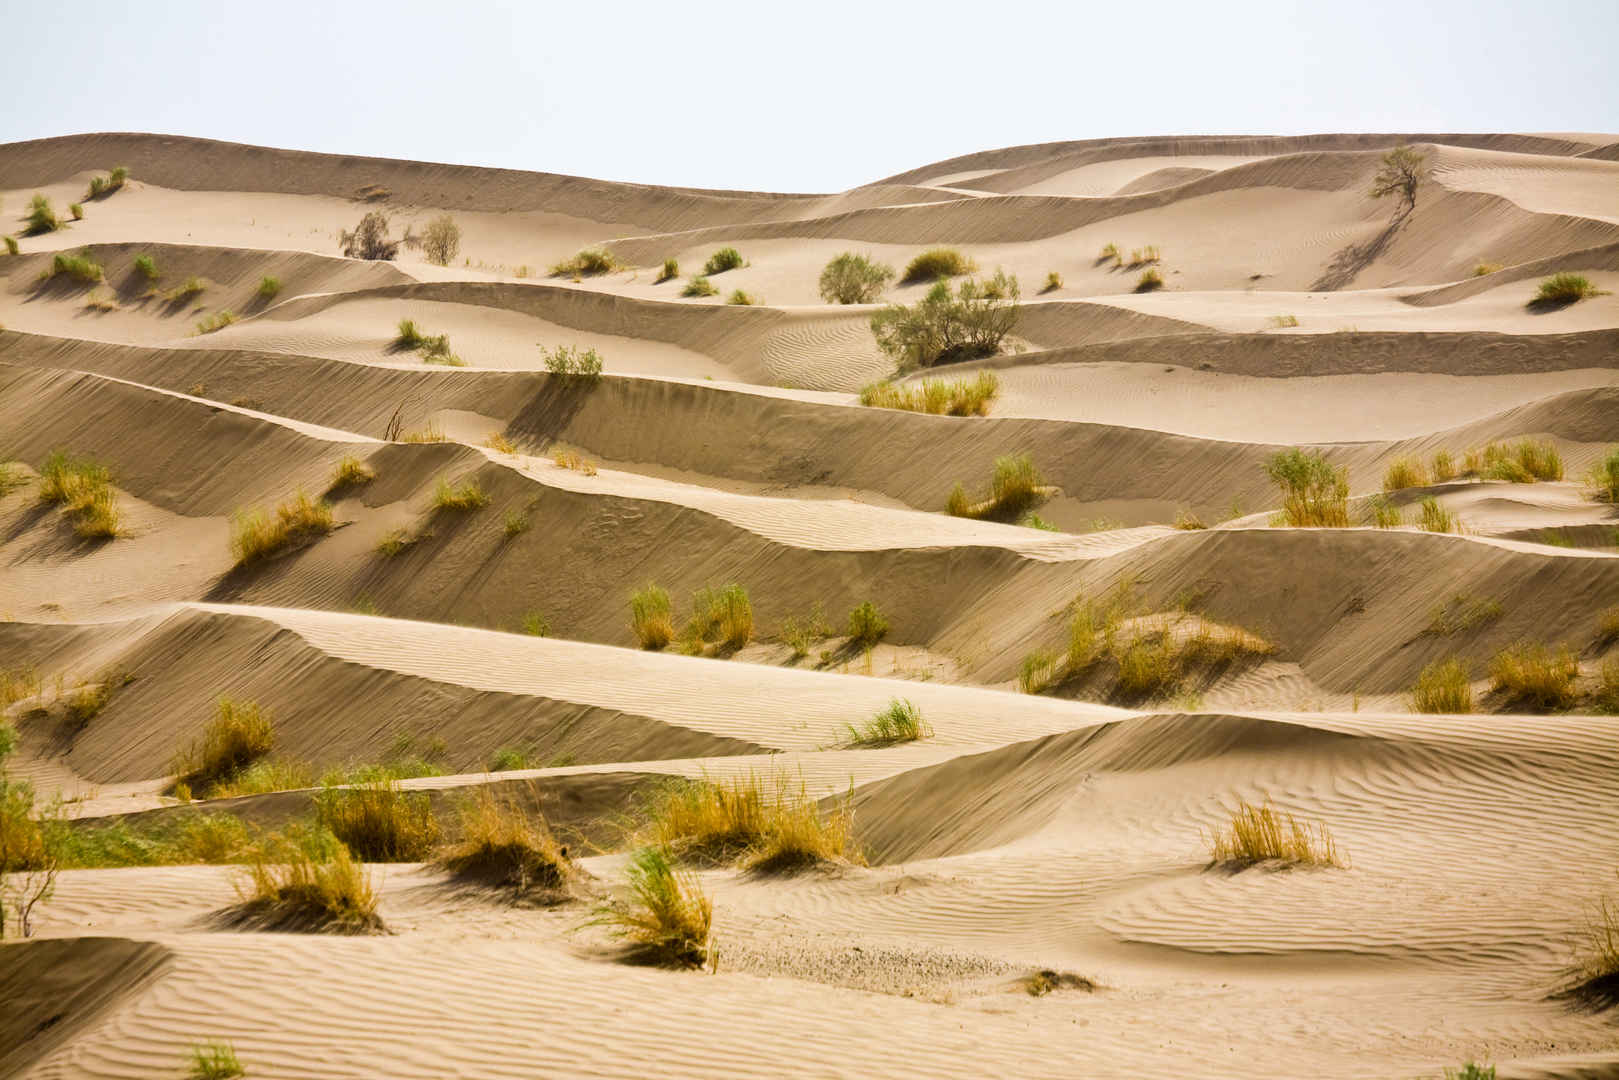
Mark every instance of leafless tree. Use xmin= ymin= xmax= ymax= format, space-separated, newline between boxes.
xmin=1369 ymin=144 xmax=1428 ymax=215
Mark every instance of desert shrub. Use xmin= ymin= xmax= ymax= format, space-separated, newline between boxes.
xmin=235 ymin=829 xmax=382 ymax=931
xmin=644 ymin=773 xmax=855 ymax=872
xmin=858 ymin=371 xmax=999 ymax=416
xmin=631 ymin=584 xmax=675 ymax=649
xmin=1444 ymin=1065 xmax=1496 ymax=1080
xmin=1369 ymin=144 xmax=1427 ymax=213
xmin=1417 ymin=497 xmax=1458 ymax=533
xmin=550 ymin=247 xmax=620 ymax=277
xmin=591 ymin=846 xmax=712 ymax=967
xmin=490 ymin=747 xmax=529 ymax=771
xmin=1488 ymin=642 xmax=1578 ymax=710
xmin=439 ymin=787 xmax=570 ymax=893
xmin=3 ymin=236 xmax=17 ymax=255
xmin=1173 ymin=509 xmax=1206 ymax=530
xmin=256 ymin=276 xmax=281 ymax=301
xmin=702 ymin=247 xmax=744 ymax=275
xmin=35 ymin=451 xmax=121 ymax=538
xmin=847 ymin=600 xmax=889 ymax=648
xmin=1022 ymin=513 xmax=1057 ymax=531
xmin=780 ymin=603 xmax=832 ymax=660
xmin=901 ymin=247 xmax=976 ymax=283
xmin=44 ymin=252 xmax=104 ymax=284
xmin=871 ymin=271 xmax=1020 ymax=369
xmin=1041 ymin=271 xmax=1063 ymax=293
xmin=541 ymin=344 xmax=604 ymax=380
xmin=1411 ymin=658 xmax=1473 ymax=713
xmin=655 ymin=257 xmax=679 ymax=284
xmin=819 ymin=252 xmax=895 ymax=304
xmin=167 ymin=276 xmax=206 ymax=302
xmin=1019 ymin=649 xmax=1059 ymax=694
xmin=848 ymin=699 xmax=930 ymax=746
xmin=316 ymin=779 xmax=440 ymax=861
xmin=681 ymin=275 xmax=718 ymax=297
xmin=85 ymin=167 xmax=128 ymax=200
xmin=431 ymin=476 xmax=489 ymax=512
xmin=1431 ymin=449 xmax=1456 ymax=482
xmin=395 ymin=318 xmax=425 ymax=349
xmin=1589 ymin=448 xmax=1619 ymax=502
xmin=172 ymin=699 xmax=275 ymax=793
xmin=330 ymin=456 xmax=374 ymax=489
xmin=1205 ymin=799 xmax=1344 ymax=869
xmin=726 ymin=288 xmax=758 ymax=306
xmin=186 ymin=1041 xmax=245 ymax=1080
xmin=0 ymin=464 xmax=25 ymax=498
xmin=1473 ymin=262 xmax=1502 ymax=277
xmin=683 ymin=583 xmax=754 ymax=652
xmin=519 ymin=611 xmax=548 ymax=636
xmin=132 ymin=253 xmax=159 ymax=281
xmin=194 ymin=310 xmax=236 ymax=335
xmin=68 ymin=202 xmax=84 ymax=221
xmin=229 ymin=491 xmax=334 ymax=564
xmin=1269 ymin=314 xmax=1299 ymax=328
xmin=1480 ymin=439 xmax=1563 ymax=483
xmin=421 ymin=215 xmax=461 ymax=266
xmin=86 ymin=176 xmax=106 ymax=199
xmin=24 ymin=194 xmax=60 ymax=235
xmin=1134 ymin=267 xmax=1164 ymax=292
xmin=1098 ymin=243 xmax=1120 ymax=263
xmin=946 ymin=453 xmax=1047 ymax=521
xmin=1382 ymin=457 xmax=1427 ymax=491
xmin=1365 ymin=494 xmax=1403 ymax=528
xmin=1266 ymin=449 xmax=1349 ymax=527
xmin=1533 ymin=273 xmax=1599 ymax=305
xmin=340 ymin=211 xmax=405 ymax=260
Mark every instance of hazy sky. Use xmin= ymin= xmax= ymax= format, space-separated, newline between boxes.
xmin=6 ymin=0 xmax=1615 ymax=192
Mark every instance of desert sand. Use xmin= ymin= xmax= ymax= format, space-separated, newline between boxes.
xmin=2 ymin=130 xmax=1618 ymax=1079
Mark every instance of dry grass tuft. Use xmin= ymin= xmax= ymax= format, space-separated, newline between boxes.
xmin=229 ymin=491 xmax=334 ymax=565
xmin=631 ymin=584 xmax=676 ymax=650
xmin=655 ymin=257 xmax=679 ymax=284
xmin=848 ymin=699 xmax=930 ymax=746
xmin=431 ymin=476 xmax=489 ymax=512
xmin=1571 ymin=873 xmax=1619 ymax=1001
xmin=1411 ymin=657 xmax=1473 ymax=713
xmin=682 ymin=584 xmax=754 ymax=653
xmin=591 ymin=846 xmax=712 ymax=968
xmin=1472 ymin=262 xmax=1502 ymax=277
xmin=702 ymin=247 xmax=744 ymax=275
xmin=1018 ymin=649 xmax=1059 ymax=694
xmin=439 ymin=787 xmax=571 ymax=895
xmin=234 ymin=830 xmax=382 ymax=933
xmin=42 ymin=252 xmax=104 ymax=284
xmin=1477 ymin=439 xmax=1564 ymax=483
xmin=194 ymin=310 xmax=237 ymax=335
xmin=330 ymin=455 xmax=374 ymax=489
xmin=858 ymin=371 xmax=999 ymax=416
xmin=1172 ymin=508 xmax=1206 ymax=530
xmin=643 ymin=773 xmax=856 ymax=874
xmin=1488 ymin=642 xmax=1578 ymax=710
xmin=1041 ymin=271 xmax=1063 ymax=293
xmin=680 ymin=275 xmax=718 ymax=298
xmin=552 ymin=447 xmax=598 ymax=475
xmin=901 ymin=247 xmax=976 ymax=283
xmin=316 ymin=779 xmax=441 ymax=861
xmin=37 ymin=451 xmax=122 ymax=538
xmin=172 ymin=698 xmax=275 ymax=794
xmin=484 ymin=432 xmax=518 ymax=454
xmin=946 ymin=453 xmax=1049 ymax=522
xmin=1417 ymin=496 xmax=1458 ymax=533
xmin=1431 ymin=449 xmax=1457 ymax=482
xmin=1266 ymin=449 xmax=1349 ymax=527
xmin=1383 ymin=457 xmax=1427 ymax=491
xmin=1134 ymin=267 xmax=1165 ymax=292
xmin=725 ymin=288 xmax=758 ymax=306
xmin=549 ymin=248 xmax=621 ymax=277
xmin=1205 ymin=799 xmax=1345 ymax=869
xmin=1268 ymin=314 xmax=1299 ymax=328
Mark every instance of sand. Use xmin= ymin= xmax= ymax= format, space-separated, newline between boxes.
xmin=2 ymin=130 xmax=1618 ymax=1080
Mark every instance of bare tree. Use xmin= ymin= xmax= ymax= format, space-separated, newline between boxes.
xmin=340 ymin=211 xmax=413 ymax=260
xmin=1369 ymin=145 xmax=1428 ymax=215
xmin=421 ymin=215 xmax=462 ymax=267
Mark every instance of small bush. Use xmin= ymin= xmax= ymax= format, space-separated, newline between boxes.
xmin=230 ymin=491 xmax=334 ymax=564
xmin=1134 ymin=268 xmax=1164 ymax=292
xmin=680 ymin=275 xmax=718 ymax=298
xmin=550 ymin=248 xmax=621 ymax=277
xmin=1572 ymin=872 xmax=1619 ymax=997
xmin=256 ymin=275 xmax=282 ymax=300
xmin=330 ymin=455 xmax=374 ymax=489
xmin=1019 ymin=649 xmax=1059 ymax=694
xmin=490 ymin=747 xmax=529 ymax=771
xmin=858 ymin=371 xmax=999 ymax=416
xmin=1365 ymin=494 xmax=1403 ymax=528
xmin=1416 ymin=497 xmax=1457 ymax=533
xmin=644 ymin=773 xmax=855 ymax=873
xmin=431 ymin=476 xmax=489 ymax=512
xmin=44 ymin=252 xmax=104 ymax=284
xmin=316 ymin=779 xmax=440 ymax=861
xmin=187 ymin=1041 xmax=245 ymax=1080
xmin=235 ymin=830 xmax=382 ymax=932
xmin=901 ymin=248 xmax=976 ymax=283
xmin=871 ymin=271 xmax=1019 ymax=369
xmin=1411 ymin=657 xmax=1473 ymax=713
xmin=1205 ymin=799 xmax=1344 ymax=869
xmin=173 ymin=699 xmax=275 ymax=793
xmin=1532 ymin=272 xmax=1600 ymax=305
xmin=374 ymin=529 xmax=411 ymax=557
xmin=520 ymin=611 xmax=549 ymax=636
xmin=541 ymin=343 xmax=604 ymax=380
xmin=439 ymin=787 xmax=570 ymax=894
xmin=68 ymin=202 xmax=84 ymax=221
xmin=847 ymin=600 xmax=889 ymax=649
xmin=702 ymin=247 xmax=744 ymax=275
xmin=421 ymin=215 xmax=461 ymax=266
xmin=848 ymin=699 xmax=930 ymax=746
xmin=25 ymin=194 xmax=60 ymax=235
xmin=726 ymin=288 xmax=758 ymax=306
xmin=946 ymin=453 xmax=1048 ymax=521
xmin=3 ymin=236 xmax=17 ymax=256
xmin=1266 ymin=449 xmax=1349 ymax=527
xmin=1041 ymin=271 xmax=1063 ymax=293
xmin=683 ymin=583 xmax=754 ymax=652
xmin=819 ymin=252 xmax=895 ymax=304
xmin=631 ymin=584 xmax=675 ymax=649
xmin=655 ymin=257 xmax=679 ymax=284
xmin=1383 ymin=457 xmax=1427 ymax=491
xmin=1488 ymin=642 xmax=1578 ymax=710
xmin=591 ymin=846 xmax=712 ymax=967
xmin=132 ymin=253 xmax=159 ymax=281
xmin=194 ymin=310 xmax=236 ymax=335
xmin=167 ymin=276 xmax=206 ymax=302
xmin=340 ymin=211 xmax=404 ymax=260
xmin=1597 ymin=607 xmax=1619 ymax=646
xmin=1431 ymin=449 xmax=1456 ymax=482
xmin=1591 ymin=659 xmax=1619 ymax=714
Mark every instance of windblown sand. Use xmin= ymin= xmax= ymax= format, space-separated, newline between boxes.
xmin=2 ymin=130 xmax=1618 ymax=1079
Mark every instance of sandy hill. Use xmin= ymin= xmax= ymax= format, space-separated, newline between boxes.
xmin=1 ymin=130 xmax=1617 ymax=1080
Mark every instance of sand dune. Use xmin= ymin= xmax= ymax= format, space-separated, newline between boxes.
xmin=4 ymin=129 xmax=1619 ymax=1080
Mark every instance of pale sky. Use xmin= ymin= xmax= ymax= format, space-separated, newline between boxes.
xmin=5 ymin=0 xmax=1615 ymax=192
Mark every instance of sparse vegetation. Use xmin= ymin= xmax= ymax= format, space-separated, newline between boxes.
xmin=439 ymin=787 xmax=571 ymax=895
xmin=1205 ymin=799 xmax=1344 ymax=869
xmin=681 ymin=584 xmax=754 ymax=653
xmin=132 ymin=253 xmax=159 ymax=281
xmin=256 ymin=275 xmax=282 ymax=301
xmin=3 ymin=236 xmax=17 ymax=256
xmin=780 ymin=603 xmax=832 ymax=660
xmin=726 ymin=288 xmax=759 ymax=306
xmin=1473 ymin=262 xmax=1502 ymax=277
xmin=847 ymin=699 xmax=930 ymax=746
xmin=421 ymin=215 xmax=461 ymax=266
xmin=172 ymin=699 xmax=275 ymax=794
xmin=519 ymin=610 xmax=549 ymax=636
xmin=234 ymin=829 xmax=382 ymax=931
xmin=1417 ymin=497 xmax=1458 ymax=533
xmin=167 ymin=276 xmax=206 ymax=302
xmin=431 ymin=476 xmax=489 ymax=512
xmin=374 ymin=528 xmax=411 ymax=557
xmin=642 ymin=773 xmax=856 ymax=873
xmin=395 ymin=318 xmax=425 ymax=349
xmin=945 ymin=453 xmax=1049 ymax=522
xmin=702 ymin=247 xmax=744 ymax=275
xmin=631 ymin=584 xmax=676 ymax=650
xmin=1268 ymin=314 xmax=1299 ymax=328
xmin=858 ymin=371 xmax=999 ymax=416
xmin=1369 ymin=144 xmax=1428 ymax=214
xmin=1266 ymin=449 xmax=1349 ymax=527
xmin=1411 ymin=657 xmax=1473 ymax=713
xmin=871 ymin=270 xmax=1020 ymax=370
xmin=1488 ymin=642 xmax=1578 ymax=710
xmin=42 ymin=252 xmax=104 ymax=285
xmin=680 ymin=275 xmax=718 ymax=298
xmin=1134 ymin=268 xmax=1164 ymax=292
xmin=1173 ymin=509 xmax=1206 ymax=530
xmin=229 ymin=491 xmax=334 ymax=564
xmin=552 ymin=447 xmax=598 ymax=474
xmin=1444 ymin=1064 xmax=1496 ymax=1080
xmin=1477 ymin=439 xmax=1563 ymax=483
xmin=85 ymin=166 xmax=128 ymax=200
xmin=194 ymin=310 xmax=237 ymax=335
xmin=819 ymin=252 xmax=895 ymax=304
xmin=1425 ymin=594 xmax=1503 ymax=636
xmin=1018 ymin=649 xmax=1059 ymax=694
xmin=0 ymin=725 xmax=65 ymax=938
xmin=847 ymin=600 xmax=889 ymax=649
xmin=186 ymin=1041 xmax=245 ymax=1080
xmin=1383 ymin=457 xmax=1427 ymax=491
xmin=540 ymin=344 xmax=604 ymax=380
xmin=549 ymin=247 xmax=621 ymax=277
xmin=68 ymin=202 xmax=84 ymax=221
xmin=330 ymin=456 xmax=375 ymax=490
xmin=1589 ymin=448 xmax=1619 ymax=503
xmin=1041 ymin=271 xmax=1063 ymax=293
xmin=591 ymin=845 xmax=712 ymax=968
xmin=340 ymin=211 xmax=407 ymax=260
xmin=1365 ymin=494 xmax=1403 ymax=528
xmin=1532 ymin=272 xmax=1600 ymax=306
xmin=25 ymin=194 xmax=61 ymax=235
xmin=1098 ymin=243 xmax=1120 ymax=264
xmin=36 ymin=451 xmax=122 ymax=538
xmin=316 ymin=779 xmax=440 ymax=861
xmin=901 ymin=248 xmax=976 ymax=283
xmin=655 ymin=257 xmax=679 ymax=284
xmin=1431 ymin=449 xmax=1457 ymax=482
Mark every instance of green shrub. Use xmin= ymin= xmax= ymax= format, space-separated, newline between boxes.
xmin=316 ymin=779 xmax=440 ymax=861
xmin=681 ymin=275 xmax=718 ymax=298
xmin=1041 ymin=271 xmax=1062 ymax=293
xmin=702 ymin=247 xmax=743 ymax=275
xmin=1134 ymin=268 xmax=1164 ymax=292
xmin=68 ymin=202 xmax=84 ymax=221
xmin=726 ymin=288 xmax=758 ymax=306
xmin=1488 ymin=642 xmax=1578 ymax=710
xmin=421 ymin=215 xmax=461 ymax=267
xmin=3 ymin=236 xmax=17 ymax=256
xmin=187 ymin=1040 xmax=245 ymax=1080
xmin=632 ymin=584 xmax=675 ymax=649
xmin=780 ymin=603 xmax=832 ymax=659
xmin=1417 ymin=497 xmax=1457 ymax=533
xmin=549 ymin=247 xmax=621 ymax=277
xmin=1266 ymin=449 xmax=1348 ymax=527
xmin=25 ymin=194 xmax=60 ymax=235
xmin=431 ymin=476 xmax=489 ymax=512
xmin=591 ymin=846 xmax=712 ymax=967
xmin=45 ymin=252 xmax=104 ymax=285
xmin=172 ymin=699 xmax=275 ymax=794
xmin=870 ymin=270 xmax=1020 ymax=369
xmin=847 ymin=600 xmax=889 ymax=648
xmin=901 ymin=248 xmax=976 ymax=283
xmin=683 ymin=583 xmax=754 ymax=652
xmin=490 ymin=747 xmax=529 ymax=771
xmin=848 ymin=699 xmax=930 ymax=745
xmin=541 ymin=344 xmax=604 ymax=379
xmin=1382 ymin=457 xmax=1426 ymax=491
xmin=858 ymin=371 xmax=999 ymax=416
xmin=195 ymin=310 xmax=236 ymax=335
xmin=1411 ymin=658 xmax=1472 ymax=713
xmin=87 ymin=167 xmax=128 ymax=200
xmin=1443 ymin=1065 xmax=1495 ymax=1080
xmin=133 ymin=253 xmax=159 ymax=281
xmin=1532 ymin=273 xmax=1599 ymax=305
xmin=256 ymin=275 xmax=282 ymax=300
xmin=655 ymin=257 xmax=679 ymax=284
xmin=819 ymin=252 xmax=895 ymax=304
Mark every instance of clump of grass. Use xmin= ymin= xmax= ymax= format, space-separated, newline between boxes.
xmin=1266 ymin=449 xmax=1349 ymax=527
xmin=374 ymin=528 xmax=411 ymax=557
xmin=330 ymin=455 xmax=374 ymax=489
xmin=1411 ymin=657 xmax=1473 ymax=713
xmin=431 ymin=476 xmax=489 ymax=512
xmin=229 ymin=491 xmax=334 ymax=565
xmin=1098 ymin=243 xmax=1120 ymax=264
xmin=439 ymin=787 xmax=571 ymax=895
xmin=1588 ymin=447 xmax=1619 ymax=503
xmin=1417 ymin=497 xmax=1458 ymax=533
xmin=194 ymin=310 xmax=237 ymax=335
xmin=549 ymin=247 xmax=621 ymax=277
xmin=1431 ymin=449 xmax=1457 ymax=482
xmin=901 ymin=248 xmax=976 ymax=283
xmin=1268 ymin=314 xmax=1299 ymax=328
xmin=726 ymin=288 xmax=758 ymax=306
xmin=1570 ymin=871 xmax=1619 ymax=1002
xmin=946 ymin=453 xmax=1049 ymax=522
xmin=36 ymin=451 xmax=122 ymax=538
xmin=1479 ymin=439 xmax=1563 ymax=483
xmin=1382 ymin=457 xmax=1427 ymax=491
xmin=489 ymin=747 xmax=529 ymax=771
xmin=1205 ymin=799 xmax=1344 ymax=869
xmin=519 ymin=611 xmax=549 ymax=636
xmin=1040 ymin=271 xmax=1063 ymax=294
xmin=1488 ymin=642 xmax=1578 ymax=710
xmin=819 ymin=252 xmax=894 ymax=304
xmin=1018 ymin=649 xmax=1059 ymax=694
xmin=172 ymin=698 xmax=275 ymax=794
xmin=3 ymin=236 xmax=18 ymax=256
xmin=1597 ymin=607 xmax=1619 ymax=646
xmin=644 ymin=773 xmax=855 ymax=873
xmin=186 ymin=1041 xmax=245 ymax=1080
xmin=25 ymin=193 xmax=61 ymax=235
xmin=316 ymin=779 xmax=441 ymax=861
xmin=68 ymin=202 xmax=84 ymax=221
xmin=234 ymin=829 xmax=383 ymax=932
xmin=1532 ymin=272 xmax=1600 ymax=306
xmin=541 ymin=344 xmax=604 ymax=380
xmin=256 ymin=276 xmax=282 ymax=301
xmin=655 ymin=257 xmax=679 ymax=284
xmin=85 ymin=166 xmax=128 ymax=199
xmin=847 ymin=600 xmax=889 ymax=649
xmin=1173 ymin=508 xmax=1206 ymax=530
xmin=1134 ymin=268 xmax=1164 ymax=292
xmin=1591 ymin=659 xmax=1619 ymax=714
xmin=1444 ymin=1064 xmax=1496 ymax=1080
xmin=858 ymin=371 xmax=1000 ymax=416
xmin=167 ymin=275 xmax=206 ymax=302
xmin=591 ymin=846 xmax=712 ymax=968
xmin=1473 ymin=262 xmax=1502 ymax=277
xmin=395 ymin=318 xmax=425 ymax=349
xmin=680 ymin=275 xmax=718 ymax=298
xmin=43 ymin=252 xmax=104 ymax=284
xmin=780 ymin=603 xmax=832 ymax=660
xmin=847 ymin=698 xmax=930 ymax=746
xmin=702 ymin=247 xmax=744 ymax=275
xmin=552 ymin=447 xmax=598 ymax=474
xmin=631 ymin=584 xmax=675 ymax=649
xmin=682 ymin=583 xmax=754 ymax=653
xmin=484 ymin=432 xmax=518 ymax=454
xmin=1365 ymin=494 xmax=1403 ymax=528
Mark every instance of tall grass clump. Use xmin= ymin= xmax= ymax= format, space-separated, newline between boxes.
xmin=847 ymin=699 xmax=930 ymax=746
xmin=439 ymin=787 xmax=571 ymax=894
xmin=1366 ymin=494 xmax=1404 ymax=527
xmin=3 ymin=236 xmax=18 ymax=256
xmin=1205 ymin=799 xmax=1344 ymax=869
xmin=1480 ymin=439 xmax=1563 ymax=483
xmin=430 ymin=475 xmax=489 ymax=512
xmin=591 ymin=846 xmax=712 ymax=968
xmin=229 ymin=491 xmax=334 ymax=565
xmin=549 ymin=247 xmax=621 ymax=277
xmin=1488 ymin=642 xmax=1578 ymax=710
xmin=702 ymin=247 xmax=744 ymax=275
xmin=167 ymin=275 xmax=206 ymax=302
xmin=172 ymin=698 xmax=275 ymax=794
xmin=234 ymin=830 xmax=382 ymax=932
xmin=1041 ymin=271 xmax=1063 ymax=293
xmin=682 ymin=583 xmax=754 ymax=653
xmin=24 ymin=194 xmax=60 ymax=235
xmin=1019 ymin=649 xmax=1059 ymax=694
xmin=726 ymin=288 xmax=758 ymax=306
xmin=1382 ymin=457 xmax=1427 ymax=491
xmin=1473 ymin=262 xmax=1502 ymax=277
xmin=643 ymin=773 xmax=855 ymax=873
xmin=194 ymin=310 xmax=236 ymax=335
xmin=44 ymin=252 xmax=104 ymax=284
xmin=330 ymin=455 xmax=374 ymax=490
xmin=858 ymin=371 xmax=999 ymax=416
xmin=1134 ymin=267 xmax=1164 ymax=292
xmin=1431 ymin=449 xmax=1457 ymax=482
xmin=86 ymin=166 xmax=128 ymax=200
xmin=36 ymin=451 xmax=122 ymax=538
xmin=871 ymin=271 xmax=1019 ymax=369
xmin=847 ymin=600 xmax=889 ymax=649
xmin=69 ymin=202 xmax=84 ymax=221
xmin=1589 ymin=448 xmax=1619 ymax=503
xmin=1532 ymin=273 xmax=1600 ymax=306
xmin=256 ymin=276 xmax=282 ymax=301
xmin=631 ymin=584 xmax=675 ymax=649
xmin=655 ymin=257 xmax=679 ymax=284
xmin=1266 ymin=449 xmax=1349 ymax=527
xmin=1098 ymin=243 xmax=1121 ymax=264
xmin=132 ymin=253 xmax=159 ymax=282
xmin=1571 ymin=871 xmax=1619 ymax=1000
xmin=680 ymin=275 xmax=718 ymax=298
xmin=945 ymin=453 xmax=1048 ymax=521
xmin=901 ymin=248 xmax=976 ymax=283
xmin=1417 ymin=497 xmax=1458 ymax=533
xmin=316 ymin=779 xmax=440 ymax=861
xmin=1411 ymin=657 xmax=1473 ymax=713
xmin=819 ymin=252 xmax=895 ymax=304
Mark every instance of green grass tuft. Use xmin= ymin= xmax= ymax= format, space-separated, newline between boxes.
xmin=172 ymin=698 xmax=275 ymax=794
xmin=680 ymin=275 xmax=718 ymax=298
xmin=549 ymin=247 xmax=621 ymax=277
xmin=1532 ymin=272 xmax=1600 ymax=305
xmin=631 ymin=584 xmax=675 ymax=650
xmin=858 ymin=371 xmax=999 ymax=416
xmin=847 ymin=600 xmax=889 ymax=649
xmin=655 ymin=257 xmax=679 ymax=284
xmin=701 ymin=247 xmax=744 ymax=275
xmin=431 ymin=476 xmax=489 ymax=512
xmin=847 ymin=698 xmax=930 ymax=746
xmin=901 ymin=248 xmax=976 ymax=283
xmin=591 ymin=845 xmax=712 ymax=967
xmin=25 ymin=193 xmax=60 ymax=235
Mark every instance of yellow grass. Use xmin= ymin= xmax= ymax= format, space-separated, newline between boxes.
xmin=1574 ymin=875 xmax=1619 ymax=991
xmin=858 ymin=371 xmax=1000 ymax=416
xmin=484 ymin=432 xmax=518 ymax=454
xmin=172 ymin=698 xmax=275 ymax=794
xmin=643 ymin=773 xmax=857 ymax=873
xmin=553 ymin=447 xmax=598 ymax=475
xmin=1018 ymin=649 xmax=1059 ymax=694
xmin=1382 ymin=457 xmax=1427 ymax=491
xmin=431 ymin=476 xmax=489 ymax=512
xmin=330 ymin=455 xmax=374 ymax=489
xmin=1205 ymin=799 xmax=1345 ymax=869
xmin=631 ymin=584 xmax=675 ymax=650
xmin=229 ymin=491 xmax=334 ymax=565
xmin=1431 ymin=449 xmax=1457 ymax=482
xmin=316 ymin=779 xmax=441 ymax=861
xmin=1411 ymin=657 xmax=1473 ymax=713
xmin=591 ymin=846 xmax=713 ymax=968
xmin=235 ymin=832 xmax=382 ymax=932
xmin=1487 ymin=642 xmax=1578 ymax=710
xmin=682 ymin=583 xmax=754 ymax=653
xmin=439 ymin=787 xmax=571 ymax=894
xmin=37 ymin=451 xmax=123 ymax=538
